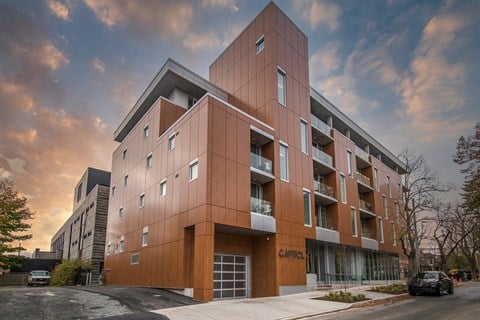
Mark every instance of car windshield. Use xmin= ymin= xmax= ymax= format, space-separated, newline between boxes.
xmin=414 ymin=272 xmax=438 ymax=280
xmin=32 ymin=271 xmax=49 ymax=276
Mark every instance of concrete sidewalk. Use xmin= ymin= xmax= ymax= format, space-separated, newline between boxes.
xmin=152 ymin=285 xmax=409 ymax=320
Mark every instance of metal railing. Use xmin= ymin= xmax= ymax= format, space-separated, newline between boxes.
xmin=312 ymin=146 xmax=333 ymax=167
xmin=361 ymin=229 xmax=375 ymax=239
xmin=250 ymin=153 xmax=272 ymax=174
xmin=314 ymin=180 xmax=335 ymax=198
xmin=311 ymin=114 xmax=331 ymax=136
xmin=325 ymin=273 xmax=362 ymax=286
xmin=359 ymin=199 xmax=374 ymax=213
xmin=355 ymin=145 xmax=370 ymax=163
xmin=250 ymin=197 xmax=273 ymax=216
xmin=356 ymin=172 xmax=371 ymax=187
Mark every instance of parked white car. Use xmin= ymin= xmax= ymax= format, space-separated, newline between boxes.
xmin=28 ymin=270 xmax=50 ymax=286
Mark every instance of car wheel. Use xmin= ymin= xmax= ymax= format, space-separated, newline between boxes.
xmin=409 ymin=289 xmax=416 ymax=296
xmin=437 ymin=285 xmax=443 ymax=296
xmin=448 ymin=284 xmax=454 ymax=294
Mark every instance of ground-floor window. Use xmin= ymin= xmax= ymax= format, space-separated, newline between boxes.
xmin=362 ymin=252 xmax=400 ymax=281
xmin=213 ymin=254 xmax=248 ymax=299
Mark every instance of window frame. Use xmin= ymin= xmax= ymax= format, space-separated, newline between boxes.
xmin=122 ymin=148 xmax=127 ymax=160
xmin=189 ymin=159 xmax=198 ymax=181
xmin=168 ymin=133 xmax=176 ymax=151
xmin=383 ymin=195 xmax=388 ymax=218
xmin=256 ymin=35 xmax=265 ymax=54
xmin=303 ymin=189 xmax=312 ymax=226
xmin=340 ymin=174 xmax=347 ymax=204
xmin=118 ymin=206 xmax=123 ymax=219
xmin=347 ymin=150 xmax=353 ymax=176
xmin=131 ymin=253 xmax=140 ymax=265
xmin=142 ymin=226 xmax=149 ymax=247
xmin=351 ymin=207 xmax=358 ymax=237
xmin=146 ymin=153 xmax=153 ymax=169
xmin=277 ymin=68 xmax=286 ymax=106
xmin=300 ymin=119 xmax=308 ymax=154
xmin=143 ymin=124 xmax=149 ymax=139
xmin=124 ymin=175 xmax=128 ymax=186
xmin=373 ymin=168 xmax=379 ymax=191
xmin=160 ymin=179 xmax=167 ymax=197
xmin=139 ymin=193 xmax=145 ymax=208
xmin=378 ymin=217 xmax=384 ymax=243
xmin=279 ymin=142 xmax=289 ymax=181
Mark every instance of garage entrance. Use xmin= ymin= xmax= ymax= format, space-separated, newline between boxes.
xmin=213 ymin=253 xmax=249 ymax=299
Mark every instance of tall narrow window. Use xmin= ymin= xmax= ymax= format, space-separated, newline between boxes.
xmin=387 ymin=176 xmax=391 ymax=197
xmin=373 ymin=168 xmax=379 ymax=191
xmin=397 ymin=182 xmax=402 ymax=199
xmin=279 ymin=143 xmax=289 ymax=181
xmin=168 ymin=133 xmax=176 ymax=151
xmin=395 ymin=202 xmax=400 ymax=223
xmin=112 ymin=186 xmax=116 ymax=196
xmin=119 ymin=235 xmax=125 ymax=252
xmin=139 ymin=193 xmax=145 ymax=208
xmin=143 ymin=125 xmax=149 ymax=139
xmin=303 ymin=190 xmax=311 ymax=226
xmin=122 ymin=148 xmax=127 ymax=160
xmin=340 ymin=174 xmax=347 ymax=203
xmin=383 ymin=195 xmax=388 ymax=218
xmin=347 ymin=150 xmax=353 ymax=176
xmin=256 ymin=35 xmax=265 ymax=53
xmin=392 ymin=222 xmax=397 ymax=246
xmin=300 ymin=120 xmax=308 ymax=154
xmin=118 ymin=207 xmax=123 ymax=218
xmin=146 ymin=153 xmax=152 ymax=169
xmin=160 ymin=179 xmax=167 ymax=196
xmin=378 ymin=217 xmax=384 ymax=243
xmin=76 ymin=183 xmax=82 ymax=202
xmin=189 ymin=160 xmax=198 ymax=181
xmin=187 ymin=96 xmax=197 ymax=108
xmin=131 ymin=253 xmax=139 ymax=265
xmin=124 ymin=175 xmax=128 ymax=186
xmin=142 ymin=226 xmax=149 ymax=247
xmin=351 ymin=207 xmax=357 ymax=237
xmin=277 ymin=69 xmax=286 ymax=106
xmin=107 ymin=242 xmax=111 ymax=256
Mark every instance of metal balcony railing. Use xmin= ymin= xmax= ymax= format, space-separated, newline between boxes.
xmin=356 ymin=172 xmax=371 ymax=187
xmin=311 ymin=114 xmax=331 ymax=136
xmin=355 ymin=145 xmax=370 ymax=163
xmin=359 ymin=199 xmax=374 ymax=213
xmin=312 ymin=146 xmax=333 ymax=167
xmin=314 ymin=180 xmax=335 ymax=198
xmin=250 ymin=197 xmax=273 ymax=216
xmin=250 ymin=153 xmax=272 ymax=174
xmin=361 ymin=229 xmax=375 ymax=239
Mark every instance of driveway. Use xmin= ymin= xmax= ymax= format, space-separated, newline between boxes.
xmin=0 ymin=285 xmax=199 ymax=320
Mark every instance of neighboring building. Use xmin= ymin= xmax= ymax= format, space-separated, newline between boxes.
xmin=32 ymin=248 xmax=62 ymax=260
xmin=51 ymin=167 xmax=110 ymax=282
xmin=104 ymin=3 xmax=405 ymax=301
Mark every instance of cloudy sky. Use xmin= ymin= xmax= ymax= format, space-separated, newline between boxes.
xmin=1 ymin=0 xmax=478 ymax=254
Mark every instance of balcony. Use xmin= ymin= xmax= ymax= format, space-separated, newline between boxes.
xmin=250 ymin=197 xmax=275 ymax=233
xmin=357 ymin=172 xmax=373 ymax=193
xmin=250 ymin=197 xmax=273 ymax=216
xmin=312 ymin=146 xmax=335 ymax=174
xmin=361 ymin=233 xmax=378 ymax=250
xmin=316 ymin=227 xmax=340 ymax=243
xmin=359 ymin=199 xmax=375 ymax=218
xmin=313 ymin=180 xmax=337 ymax=205
xmin=311 ymin=114 xmax=333 ymax=146
xmin=355 ymin=145 xmax=371 ymax=169
xmin=361 ymin=228 xmax=375 ymax=239
xmin=250 ymin=153 xmax=274 ymax=184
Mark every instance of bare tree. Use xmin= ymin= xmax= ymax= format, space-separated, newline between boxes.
xmin=398 ymin=150 xmax=449 ymax=277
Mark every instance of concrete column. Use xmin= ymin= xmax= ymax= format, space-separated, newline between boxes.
xmin=193 ymin=221 xmax=215 ymax=301
xmin=327 ymin=116 xmax=333 ymax=128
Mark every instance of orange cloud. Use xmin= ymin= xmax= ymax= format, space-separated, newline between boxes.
xmin=48 ymin=0 xmax=70 ymax=21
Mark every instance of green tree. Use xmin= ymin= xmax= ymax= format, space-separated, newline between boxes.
xmin=454 ymin=121 xmax=480 ymax=214
xmin=0 ymin=171 xmax=34 ymax=269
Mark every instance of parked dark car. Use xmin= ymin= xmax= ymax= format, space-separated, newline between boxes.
xmin=27 ymin=270 xmax=51 ymax=286
xmin=408 ymin=271 xmax=453 ymax=296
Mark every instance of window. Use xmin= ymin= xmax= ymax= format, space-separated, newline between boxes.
xmin=300 ymin=120 xmax=308 ymax=154
xmin=115 ymin=243 xmax=119 ymax=253
xmin=111 ymin=186 xmax=115 ymax=196
xmin=383 ymin=195 xmax=388 ymax=218
xmin=277 ymin=69 xmax=286 ymax=105
xmin=351 ymin=208 xmax=357 ymax=237
xmin=394 ymin=202 xmax=400 ymax=223
xmin=131 ymin=253 xmax=139 ymax=265
xmin=317 ymin=206 xmax=327 ymax=228
xmin=347 ymin=150 xmax=353 ymax=176
xmin=143 ymin=125 xmax=149 ymax=139
xmin=189 ymin=160 xmax=198 ymax=181
xmin=146 ymin=153 xmax=152 ymax=169
xmin=279 ymin=143 xmax=289 ymax=181
xmin=392 ymin=223 xmax=397 ymax=246
xmin=256 ymin=35 xmax=265 ymax=53
xmin=160 ymin=179 xmax=167 ymax=196
xmin=142 ymin=226 xmax=148 ymax=247
xmin=122 ymin=148 xmax=127 ymax=160
xmin=387 ymin=176 xmax=391 ymax=197
xmin=303 ymin=190 xmax=311 ymax=226
xmin=378 ymin=218 xmax=384 ymax=243
xmin=118 ymin=207 xmax=123 ymax=218
xmin=76 ymin=183 xmax=82 ymax=202
xmin=107 ymin=242 xmax=111 ymax=256
xmin=373 ymin=168 xmax=379 ymax=191
xmin=187 ymin=96 xmax=197 ymax=108
xmin=168 ymin=133 xmax=176 ymax=151
xmin=119 ymin=235 xmax=124 ymax=252
xmin=124 ymin=175 xmax=128 ymax=186
xmin=139 ymin=193 xmax=145 ymax=208
xmin=340 ymin=174 xmax=347 ymax=203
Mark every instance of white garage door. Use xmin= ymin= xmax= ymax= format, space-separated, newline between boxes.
xmin=213 ymin=254 xmax=249 ymax=299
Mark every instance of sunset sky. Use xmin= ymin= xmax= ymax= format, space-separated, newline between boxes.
xmin=0 ymin=0 xmax=478 ymax=255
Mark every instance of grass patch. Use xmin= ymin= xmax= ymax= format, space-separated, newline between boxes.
xmin=369 ymin=283 xmax=407 ymax=294
xmin=315 ymin=291 xmax=369 ymax=303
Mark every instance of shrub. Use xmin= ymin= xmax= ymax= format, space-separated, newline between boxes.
xmin=318 ymin=291 xmax=368 ymax=303
xmin=50 ymin=259 xmax=92 ymax=286
xmin=370 ymin=283 xmax=407 ymax=294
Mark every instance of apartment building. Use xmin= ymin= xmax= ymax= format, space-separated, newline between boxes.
xmin=103 ymin=3 xmax=405 ymax=301
xmin=51 ymin=167 xmax=110 ymax=282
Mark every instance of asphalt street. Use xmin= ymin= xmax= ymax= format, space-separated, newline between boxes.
xmin=309 ymin=282 xmax=480 ymax=320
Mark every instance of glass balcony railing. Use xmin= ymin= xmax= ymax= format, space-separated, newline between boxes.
xmin=359 ymin=199 xmax=374 ymax=213
xmin=355 ymin=145 xmax=370 ymax=163
xmin=356 ymin=172 xmax=371 ymax=187
xmin=250 ymin=153 xmax=272 ymax=174
xmin=314 ymin=180 xmax=335 ymax=198
xmin=312 ymin=146 xmax=333 ymax=167
xmin=311 ymin=114 xmax=331 ymax=136
xmin=250 ymin=197 xmax=273 ymax=216
xmin=361 ymin=229 xmax=375 ymax=239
